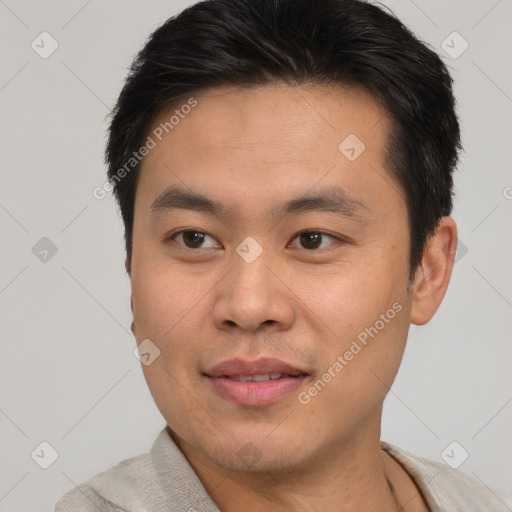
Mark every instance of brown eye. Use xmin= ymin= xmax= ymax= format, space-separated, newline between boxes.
xmin=182 ymin=231 xmax=205 ymax=248
xmin=170 ymin=230 xmax=219 ymax=249
xmin=290 ymin=231 xmax=339 ymax=250
xmin=300 ymin=232 xmax=322 ymax=249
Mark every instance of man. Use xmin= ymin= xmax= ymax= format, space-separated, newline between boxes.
xmin=56 ymin=0 xmax=510 ymax=510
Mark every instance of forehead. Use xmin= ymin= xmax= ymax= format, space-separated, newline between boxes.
xmin=147 ymin=82 xmax=388 ymax=155
xmin=137 ymin=83 xmax=402 ymax=215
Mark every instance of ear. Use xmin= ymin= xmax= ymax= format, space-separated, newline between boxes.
xmin=126 ymin=257 xmax=136 ymax=336
xmin=130 ymin=297 xmax=136 ymax=336
xmin=410 ymin=216 xmax=457 ymax=325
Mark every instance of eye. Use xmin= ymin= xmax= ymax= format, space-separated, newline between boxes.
xmin=168 ymin=230 xmax=220 ymax=249
xmin=288 ymin=231 xmax=340 ymax=250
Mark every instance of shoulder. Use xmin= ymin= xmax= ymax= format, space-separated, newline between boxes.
xmin=55 ymin=428 xmax=219 ymax=512
xmin=54 ymin=451 xmax=154 ymax=512
xmin=381 ymin=442 xmax=512 ymax=512
xmin=55 ymin=483 xmax=113 ymax=511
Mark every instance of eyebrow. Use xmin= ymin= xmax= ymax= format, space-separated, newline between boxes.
xmin=150 ymin=184 xmax=369 ymax=221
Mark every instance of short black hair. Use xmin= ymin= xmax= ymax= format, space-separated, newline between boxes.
xmin=106 ymin=0 xmax=461 ymax=279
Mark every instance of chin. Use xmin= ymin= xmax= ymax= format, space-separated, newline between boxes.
xmin=216 ymin=449 xmax=304 ymax=474
xmin=204 ymin=434 xmax=311 ymax=474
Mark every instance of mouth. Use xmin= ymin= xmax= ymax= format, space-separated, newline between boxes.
xmin=220 ymin=372 xmax=303 ymax=382
xmin=204 ymin=358 xmax=309 ymax=407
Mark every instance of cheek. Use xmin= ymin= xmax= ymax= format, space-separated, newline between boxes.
xmin=298 ymin=267 xmax=410 ymax=409
xmin=131 ymin=261 xmax=211 ymax=340
xmin=131 ymin=264 xmax=212 ymax=434
xmin=327 ymin=273 xmax=409 ymax=378
xmin=301 ymin=308 xmax=409 ymax=438
xmin=130 ymin=260 xmax=222 ymax=407
xmin=292 ymin=258 xmax=405 ymax=332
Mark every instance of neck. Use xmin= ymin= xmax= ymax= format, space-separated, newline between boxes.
xmin=171 ymin=414 xmax=401 ymax=512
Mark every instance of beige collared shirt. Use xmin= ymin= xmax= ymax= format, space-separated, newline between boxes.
xmin=55 ymin=428 xmax=511 ymax=511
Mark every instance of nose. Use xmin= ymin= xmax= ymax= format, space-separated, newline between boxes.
xmin=212 ymin=249 xmax=295 ymax=333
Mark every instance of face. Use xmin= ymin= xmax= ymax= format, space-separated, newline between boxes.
xmin=129 ymin=83 xmax=415 ymax=472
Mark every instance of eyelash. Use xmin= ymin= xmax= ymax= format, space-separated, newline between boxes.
xmin=166 ymin=229 xmax=344 ymax=252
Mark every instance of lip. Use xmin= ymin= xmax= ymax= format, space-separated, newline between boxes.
xmin=206 ymin=357 xmax=305 ymax=377
xmin=204 ymin=358 xmax=309 ymax=407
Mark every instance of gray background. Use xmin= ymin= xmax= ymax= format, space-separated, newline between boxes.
xmin=1 ymin=1 xmax=511 ymax=510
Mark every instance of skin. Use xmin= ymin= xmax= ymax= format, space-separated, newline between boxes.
xmin=128 ymin=83 xmax=457 ymax=511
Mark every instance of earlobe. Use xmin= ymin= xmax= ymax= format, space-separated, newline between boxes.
xmin=127 ymin=258 xmax=135 ymax=335
xmin=410 ymin=217 xmax=458 ymax=325
xmin=130 ymin=297 xmax=136 ymax=336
